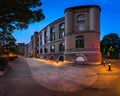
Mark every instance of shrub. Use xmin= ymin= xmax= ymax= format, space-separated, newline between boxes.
xmin=0 ymin=57 xmax=8 ymax=71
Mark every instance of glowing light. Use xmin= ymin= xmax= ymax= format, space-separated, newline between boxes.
xmin=33 ymin=58 xmax=70 ymax=67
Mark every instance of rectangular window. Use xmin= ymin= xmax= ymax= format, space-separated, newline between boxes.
xmin=76 ymin=36 xmax=84 ymax=48
xmin=50 ymin=45 xmax=55 ymax=52
xmin=59 ymin=43 xmax=65 ymax=52
xmin=59 ymin=31 xmax=65 ymax=38
xmin=40 ymin=48 xmax=42 ymax=53
xmin=78 ymin=24 xmax=85 ymax=31
xmin=44 ymin=47 xmax=48 ymax=53
xmin=50 ymin=35 xmax=55 ymax=41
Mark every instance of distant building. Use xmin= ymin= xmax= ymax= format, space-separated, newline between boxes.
xmin=18 ymin=43 xmax=25 ymax=56
xmin=27 ymin=5 xmax=101 ymax=64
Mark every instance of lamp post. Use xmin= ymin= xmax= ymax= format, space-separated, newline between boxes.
xmin=108 ymin=63 xmax=111 ymax=71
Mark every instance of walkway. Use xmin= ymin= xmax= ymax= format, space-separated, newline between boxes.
xmin=0 ymin=57 xmax=120 ymax=96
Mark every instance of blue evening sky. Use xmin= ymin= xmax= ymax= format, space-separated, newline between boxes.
xmin=13 ymin=0 xmax=120 ymax=44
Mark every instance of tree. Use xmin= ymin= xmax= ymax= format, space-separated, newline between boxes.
xmin=0 ymin=31 xmax=17 ymax=55
xmin=0 ymin=0 xmax=45 ymax=55
xmin=0 ymin=0 xmax=45 ymax=32
xmin=101 ymin=33 xmax=120 ymax=59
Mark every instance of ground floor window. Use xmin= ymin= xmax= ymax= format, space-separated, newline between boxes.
xmin=50 ymin=45 xmax=55 ymax=52
xmin=76 ymin=36 xmax=84 ymax=48
xmin=59 ymin=43 xmax=65 ymax=52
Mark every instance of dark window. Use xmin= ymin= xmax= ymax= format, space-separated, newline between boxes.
xmin=44 ymin=31 xmax=48 ymax=44
xmin=76 ymin=36 xmax=84 ymax=48
xmin=40 ymin=48 xmax=42 ymax=53
xmin=59 ymin=43 xmax=65 ymax=52
xmin=44 ymin=47 xmax=48 ymax=53
xmin=50 ymin=35 xmax=55 ymax=41
xmin=40 ymin=35 xmax=42 ymax=45
xmin=50 ymin=45 xmax=55 ymax=52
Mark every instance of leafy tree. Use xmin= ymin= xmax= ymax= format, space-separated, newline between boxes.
xmin=0 ymin=0 xmax=45 ymax=32
xmin=0 ymin=0 xmax=45 ymax=55
xmin=0 ymin=31 xmax=17 ymax=55
xmin=101 ymin=33 xmax=120 ymax=59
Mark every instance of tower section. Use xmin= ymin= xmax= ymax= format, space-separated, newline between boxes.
xmin=64 ymin=5 xmax=101 ymax=64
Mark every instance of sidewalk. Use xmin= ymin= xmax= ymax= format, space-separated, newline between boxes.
xmin=0 ymin=57 xmax=120 ymax=96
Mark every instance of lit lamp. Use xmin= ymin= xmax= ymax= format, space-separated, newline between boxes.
xmin=108 ymin=63 xmax=111 ymax=71
xmin=56 ymin=59 xmax=59 ymax=63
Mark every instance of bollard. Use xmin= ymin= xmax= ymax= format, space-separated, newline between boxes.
xmin=108 ymin=63 xmax=111 ymax=71
xmin=56 ymin=59 xmax=58 ymax=63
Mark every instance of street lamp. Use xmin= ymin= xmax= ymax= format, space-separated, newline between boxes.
xmin=108 ymin=63 xmax=111 ymax=71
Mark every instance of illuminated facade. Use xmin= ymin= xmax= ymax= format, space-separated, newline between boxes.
xmin=27 ymin=5 xmax=101 ymax=64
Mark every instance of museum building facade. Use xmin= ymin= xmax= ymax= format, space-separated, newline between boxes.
xmin=27 ymin=5 xmax=101 ymax=64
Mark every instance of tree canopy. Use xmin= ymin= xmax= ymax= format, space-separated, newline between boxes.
xmin=0 ymin=0 xmax=45 ymax=32
xmin=0 ymin=0 xmax=45 ymax=56
xmin=101 ymin=33 xmax=120 ymax=59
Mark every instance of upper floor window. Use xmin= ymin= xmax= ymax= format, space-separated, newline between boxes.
xmin=76 ymin=36 xmax=84 ymax=48
xmin=59 ymin=23 xmax=65 ymax=39
xmin=40 ymin=35 xmax=42 ymax=45
xmin=50 ymin=35 xmax=55 ymax=41
xmin=78 ymin=24 xmax=85 ymax=31
xmin=77 ymin=14 xmax=85 ymax=22
xmin=50 ymin=27 xmax=55 ymax=34
xmin=59 ymin=31 xmax=65 ymax=38
xmin=59 ymin=23 xmax=65 ymax=30
xmin=50 ymin=27 xmax=55 ymax=41
xmin=44 ymin=31 xmax=48 ymax=44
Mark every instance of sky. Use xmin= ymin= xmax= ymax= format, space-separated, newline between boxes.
xmin=13 ymin=0 xmax=120 ymax=44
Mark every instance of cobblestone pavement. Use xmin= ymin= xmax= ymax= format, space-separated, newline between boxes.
xmin=0 ymin=57 xmax=120 ymax=96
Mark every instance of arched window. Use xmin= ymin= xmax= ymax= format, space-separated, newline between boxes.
xmin=77 ymin=14 xmax=85 ymax=21
xmin=76 ymin=36 xmax=84 ymax=48
xmin=59 ymin=23 xmax=65 ymax=30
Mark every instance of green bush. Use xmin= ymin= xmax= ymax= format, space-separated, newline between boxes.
xmin=0 ymin=57 xmax=8 ymax=71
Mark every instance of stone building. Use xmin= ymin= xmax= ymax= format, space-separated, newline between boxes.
xmin=28 ymin=5 xmax=101 ymax=64
xmin=18 ymin=43 xmax=25 ymax=56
